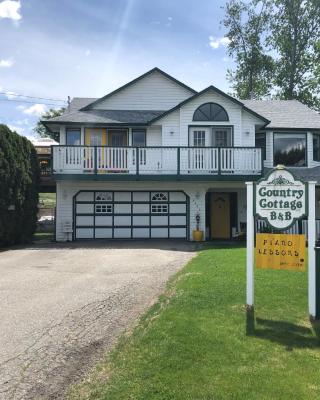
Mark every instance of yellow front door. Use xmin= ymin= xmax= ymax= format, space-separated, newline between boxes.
xmin=210 ymin=193 xmax=230 ymax=239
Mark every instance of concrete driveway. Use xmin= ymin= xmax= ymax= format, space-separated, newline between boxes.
xmin=0 ymin=241 xmax=195 ymax=400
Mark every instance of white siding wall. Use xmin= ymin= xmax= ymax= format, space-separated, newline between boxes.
xmin=241 ymin=112 xmax=262 ymax=147
xmin=146 ymin=126 xmax=162 ymax=146
xmin=93 ymin=71 xmax=194 ymax=110
xmin=265 ymin=131 xmax=273 ymax=167
xmin=155 ymin=110 xmax=180 ymax=146
xmin=59 ymin=125 xmax=66 ymax=145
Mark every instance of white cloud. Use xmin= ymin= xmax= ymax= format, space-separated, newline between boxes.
xmin=168 ymin=16 xmax=173 ymax=21
xmin=0 ymin=58 xmax=14 ymax=67
xmin=85 ymin=49 xmax=91 ymax=56
xmin=209 ymin=36 xmax=230 ymax=49
xmin=23 ymin=103 xmax=47 ymax=116
xmin=16 ymin=104 xmax=25 ymax=110
xmin=5 ymin=90 xmax=17 ymax=99
xmin=0 ymin=0 xmax=21 ymax=21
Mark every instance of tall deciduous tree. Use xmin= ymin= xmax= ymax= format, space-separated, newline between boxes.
xmin=33 ymin=108 xmax=65 ymax=141
xmin=223 ymin=0 xmax=274 ymax=99
xmin=269 ymin=0 xmax=320 ymax=109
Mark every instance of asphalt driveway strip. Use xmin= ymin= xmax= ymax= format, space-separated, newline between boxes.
xmin=0 ymin=240 xmax=196 ymax=400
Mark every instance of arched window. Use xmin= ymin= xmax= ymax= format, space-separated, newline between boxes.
xmin=193 ymin=102 xmax=229 ymax=122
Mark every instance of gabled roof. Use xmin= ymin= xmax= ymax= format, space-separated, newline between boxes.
xmin=243 ymin=100 xmax=320 ymax=130
xmin=43 ymin=109 xmax=165 ymax=125
xmin=149 ymin=85 xmax=270 ymax=125
xmin=80 ymin=67 xmax=197 ymax=111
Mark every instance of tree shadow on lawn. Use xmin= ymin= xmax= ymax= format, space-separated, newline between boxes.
xmin=247 ymin=311 xmax=320 ymax=351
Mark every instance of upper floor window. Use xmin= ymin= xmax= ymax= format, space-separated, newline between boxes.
xmin=193 ymin=102 xmax=229 ymax=122
xmin=255 ymin=132 xmax=266 ymax=161
xmin=66 ymin=129 xmax=81 ymax=145
xmin=274 ymin=133 xmax=306 ymax=167
xmin=313 ymin=133 xmax=320 ymax=162
xmin=132 ymin=129 xmax=146 ymax=147
xmin=193 ymin=130 xmax=206 ymax=147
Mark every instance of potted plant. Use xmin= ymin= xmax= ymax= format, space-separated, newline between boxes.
xmin=193 ymin=213 xmax=203 ymax=241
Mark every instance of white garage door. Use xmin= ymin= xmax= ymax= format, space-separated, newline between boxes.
xmin=74 ymin=191 xmax=188 ymax=239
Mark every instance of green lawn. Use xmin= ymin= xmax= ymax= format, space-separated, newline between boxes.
xmin=69 ymin=244 xmax=320 ymax=400
xmin=39 ymin=192 xmax=56 ymax=208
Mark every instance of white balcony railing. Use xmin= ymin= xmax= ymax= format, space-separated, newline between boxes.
xmin=52 ymin=146 xmax=262 ymax=177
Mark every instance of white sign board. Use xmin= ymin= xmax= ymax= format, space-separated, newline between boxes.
xmin=255 ymin=168 xmax=307 ymax=230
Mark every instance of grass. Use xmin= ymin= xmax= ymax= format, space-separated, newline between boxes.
xmin=69 ymin=244 xmax=320 ymax=400
xmin=39 ymin=192 xmax=56 ymax=208
xmin=33 ymin=232 xmax=53 ymax=241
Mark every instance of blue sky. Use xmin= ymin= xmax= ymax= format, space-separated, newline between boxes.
xmin=0 ymin=0 xmax=233 ymax=138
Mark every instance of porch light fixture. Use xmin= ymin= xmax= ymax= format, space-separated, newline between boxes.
xmin=170 ymin=130 xmax=174 ymax=135
xmin=245 ymin=131 xmax=250 ymax=135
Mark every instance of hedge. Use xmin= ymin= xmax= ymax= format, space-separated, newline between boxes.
xmin=0 ymin=124 xmax=40 ymax=246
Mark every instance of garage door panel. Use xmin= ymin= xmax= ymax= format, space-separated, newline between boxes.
xmin=169 ymin=215 xmax=186 ymax=225
xmin=169 ymin=192 xmax=186 ymax=201
xmin=132 ymin=228 xmax=149 ymax=238
xmin=133 ymin=204 xmax=149 ymax=213
xmin=114 ymin=203 xmax=131 ymax=214
xmin=114 ymin=216 xmax=131 ymax=226
xmin=95 ymin=228 xmax=112 ymax=238
xmin=114 ymin=228 xmax=131 ymax=238
xmin=132 ymin=216 xmax=149 ymax=226
xmin=151 ymin=228 xmax=168 ymax=238
xmin=76 ymin=228 xmax=94 ymax=238
xmin=77 ymin=192 xmax=94 ymax=201
xmin=95 ymin=216 xmax=112 ymax=226
xmin=114 ymin=192 xmax=131 ymax=201
xmin=170 ymin=203 xmax=186 ymax=214
xmin=169 ymin=228 xmax=186 ymax=238
xmin=132 ymin=192 xmax=149 ymax=201
xmin=75 ymin=191 xmax=187 ymax=240
xmin=76 ymin=216 xmax=94 ymax=226
xmin=77 ymin=203 xmax=94 ymax=214
xmin=151 ymin=216 xmax=168 ymax=226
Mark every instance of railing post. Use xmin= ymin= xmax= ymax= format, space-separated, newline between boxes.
xmin=94 ymin=146 xmax=97 ymax=175
xmin=218 ymin=147 xmax=221 ymax=175
xmin=136 ymin=147 xmax=139 ymax=176
xmin=177 ymin=147 xmax=180 ymax=176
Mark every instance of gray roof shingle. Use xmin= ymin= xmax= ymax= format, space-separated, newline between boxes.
xmin=45 ymin=97 xmax=320 ymax=130
xmin=243 ymin=100 xmax=320 ymax=130
xmin=45 ymin=98 xmax=165 ymax=124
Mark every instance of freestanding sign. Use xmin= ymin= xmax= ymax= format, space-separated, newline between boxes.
xmin=256 ymin=233 xmax=305 ymax=271
xmin=255 ymin=169 xmax=307 ymax=230
xmin=246 ymin=166 xmax=317 ymax=319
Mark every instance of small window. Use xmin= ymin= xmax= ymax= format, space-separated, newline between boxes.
xmin=255 ymin=132 xmax=266 ymax=161
xmin=132 ymin=129 xmax=146 ymax=147
xmin=151 ymin=192 xmax=168 ymax=201
xmin=193 ymin=130 xmax=206 ymax=147
xmin=274 ymin=133 xmax=306 ymax=167
xmin=193 ymin=102 xmax=229 ymax=122
xmin=66 ymin=129 xmax=81 ymax=145
xmin=95 ymin=192 xmax=112 ymax=201
xmin=313 ymin=133 xmax=320 ymax=162
xmin=151 ymin=204 xmax=168 ymax=214
xmin=95 ymin=204 xmax=113 ymax=214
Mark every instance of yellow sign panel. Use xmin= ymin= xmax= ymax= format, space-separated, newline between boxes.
xmin=256 ymin=233 xmax=305 ymax=271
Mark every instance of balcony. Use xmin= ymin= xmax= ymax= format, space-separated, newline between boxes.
xmin=52 ymin=146 xmax=262 ymax=180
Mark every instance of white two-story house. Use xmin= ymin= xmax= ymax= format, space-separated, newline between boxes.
xmin=44 ymin=68 xmax=320 ymax=241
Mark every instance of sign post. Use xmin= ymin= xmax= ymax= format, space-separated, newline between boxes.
xmin=246 ymin=182 xmax=254 ymax=309
xmin=308 ymin=181 xmax=316 ymax=319
xmin=246 ymin=166 xmax=317 ymax=320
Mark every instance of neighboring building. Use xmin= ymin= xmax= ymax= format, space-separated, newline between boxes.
xmin=31 ymin=137 xmax=58 ymax=192
xmin=43 ymin=68 xmax=320 ymax=241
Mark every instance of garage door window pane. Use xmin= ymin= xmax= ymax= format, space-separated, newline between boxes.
xmin=151 ymin=204 xmax=168 ymax=214
xmin=95 ymin=204 xmax=112 ymax=214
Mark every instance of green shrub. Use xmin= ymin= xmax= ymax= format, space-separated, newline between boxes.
xmin=0 ymin=124 xmax=40 ymax=246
